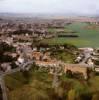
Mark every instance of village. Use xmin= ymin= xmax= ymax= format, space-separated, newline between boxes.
xmin=0 ymin=17 xmax=99 ymax=100
xmin=0 ymin=17 xmax=99 ymax=78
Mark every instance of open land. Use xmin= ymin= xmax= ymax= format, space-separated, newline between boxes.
xmin=41 ymin=22 xmax=99 ymax=47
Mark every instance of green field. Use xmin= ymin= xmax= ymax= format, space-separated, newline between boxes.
xmin=42 ymin=22 xmax=99 ymax=47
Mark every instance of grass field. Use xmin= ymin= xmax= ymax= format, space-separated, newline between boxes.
xmin=42 ymin=22 xmax=99 ymax=47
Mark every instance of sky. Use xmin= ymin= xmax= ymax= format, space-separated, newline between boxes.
xmin=0 ymin=0 xmax=99 ymax=16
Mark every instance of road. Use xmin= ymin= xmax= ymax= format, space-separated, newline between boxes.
xmin=0 ymin=77 xmax=7 ymax=100
xmin=0 ymin=68 xmax=20 ymax=77
xmin=80 ymin=49 xmax=91 ymax=64
xmin=0 ymin=60 xmax=34 ymax=100
xmin=0 ymin=68 xmax=20 ymax=100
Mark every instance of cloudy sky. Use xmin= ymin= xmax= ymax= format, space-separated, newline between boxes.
xmin=0 ymin=0 xmax=99 ymax=15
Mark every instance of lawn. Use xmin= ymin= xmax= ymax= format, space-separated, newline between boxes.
xmin=41 ymin=22 xmax=99 ymax=47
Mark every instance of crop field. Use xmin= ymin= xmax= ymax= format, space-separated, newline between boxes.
xmin=42 ymin=22 xmax=99 ymax=47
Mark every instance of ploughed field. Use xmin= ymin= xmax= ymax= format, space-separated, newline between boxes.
xmin=41 ymin=22 xmax=99 ymax=47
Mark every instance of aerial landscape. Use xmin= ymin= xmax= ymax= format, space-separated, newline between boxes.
xmin=0 ymin=0 xmax=99 ymax=100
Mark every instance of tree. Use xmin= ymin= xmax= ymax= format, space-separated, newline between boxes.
xmin=92 ymin=94 xmax=99 ymax=100
xmin=22 ymin=71 xmax=31 ymax=84
xmin=68 ymin=89 xmax=76 ymax=100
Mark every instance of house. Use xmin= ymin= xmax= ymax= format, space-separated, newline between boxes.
xmin=87 ymin=58 xmax=94 ymax=67
xmin=1 ymin=63 xmax=11 ymax=72
xmin=33 ymin=47 xmax=37 ymax=51
xmin=32 ymin=52 xmax=43 ymax=61
xmin=35 ymin=61 xmax=57 ymax=67
xmin=17 ymin=56 xmax=25 ymax=64
xmin=4 ymin=52 xmax=18 ymax=58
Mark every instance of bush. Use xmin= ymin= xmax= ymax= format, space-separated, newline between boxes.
xmin=68 ymin=89 xmax=76 ymax=100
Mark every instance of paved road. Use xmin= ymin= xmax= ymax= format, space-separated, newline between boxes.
xmin=80 ymin=50 xmax=91 ymax=64
xmin=21 ymin=61 xmax=34 ymax=70
xmin=0 ymin=68 xmax=20 ymax=77
xmin=0 ymin=68 xmax=20 ymax=100
xmin=0 ymin=60 xmax=34 ymax=100
xmin=0 ymin=60 xmax=34 ymax=77
xmin=0 ymin=77 xmax=7 ymax=100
